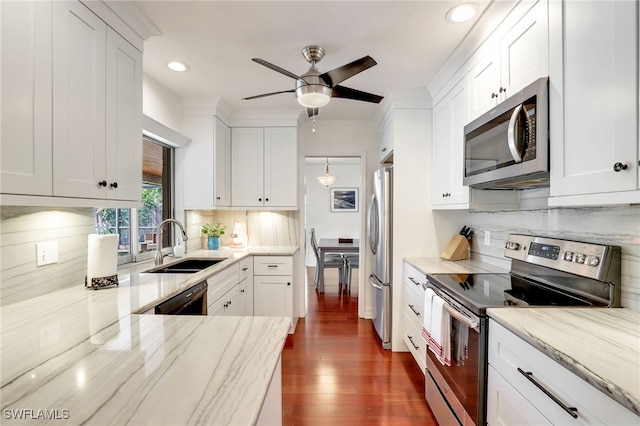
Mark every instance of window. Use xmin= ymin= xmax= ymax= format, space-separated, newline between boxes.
xmin=94 ymin=137 xmax=174 ymax=264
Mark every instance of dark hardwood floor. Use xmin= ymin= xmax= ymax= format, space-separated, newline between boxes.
xmin=281 ymin=268 xmax=438 ymax=425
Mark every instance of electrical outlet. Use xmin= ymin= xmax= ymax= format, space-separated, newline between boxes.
xmin=36 ymin=241 xmax=59 ymax=266
xmin=484 ymin=231 xmax=491 ymax=246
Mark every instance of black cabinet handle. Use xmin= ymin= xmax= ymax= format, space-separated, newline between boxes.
xmin=407 ymin=335 xmax=420 ymax=350
xmin=216 ymin=196 xmax=221 ymax=200
xmin=491 ymin=93 xmax=498 ymax=99
xmin=499 ymin=87 xmax=506 ymax=93
xmin=110 ymin=182 xmax=118 ymax=189
xmin=517 ymin=368 xmax=578 ymax=419
xmin=98 ymin=180 xmax=107 ymax=187
xmin=408 ymin=304 xmax=420 ymax=316
xmin=613 ymin=162 xmax=628 ymax=172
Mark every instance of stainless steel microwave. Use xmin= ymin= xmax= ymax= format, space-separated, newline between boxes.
xmin=463 ymin=77 xmax=549 ymax=189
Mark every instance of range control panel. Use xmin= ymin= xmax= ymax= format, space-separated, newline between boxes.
xmin=504 ymin=234 xmax=620 ymax=280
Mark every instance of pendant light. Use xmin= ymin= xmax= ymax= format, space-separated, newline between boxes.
xmin=317 ymin=158 xmax=337 ymax=186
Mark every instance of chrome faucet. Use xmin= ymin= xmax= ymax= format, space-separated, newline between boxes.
xmin=154 ymin=219 xmax=189 ymax=265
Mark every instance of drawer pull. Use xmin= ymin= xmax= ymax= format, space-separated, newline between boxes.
xmin=407 ymin=335 xmax=420 ymax=350
xmin=408 ymin=276 xmax=421 ymax=286
xmin=408 ymin=304 xmax=420 ymax=316
xmin=242 ymin=267 xmax=249 ymax=271
xmin=517 ymin=368 xmax=578 ymax=418
xmin=267 ymin=265 xmax=278 ymax=268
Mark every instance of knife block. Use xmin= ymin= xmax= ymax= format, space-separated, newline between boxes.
xmin=440 ymin=235 xmax=470 ymax=261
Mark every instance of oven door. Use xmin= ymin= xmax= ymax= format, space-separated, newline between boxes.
xmin=425 ymin=304 xmax=484 ymax=426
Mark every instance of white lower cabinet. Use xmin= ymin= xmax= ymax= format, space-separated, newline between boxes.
xmin=402 ymin=262 xmax=428 ymax=372
xmin=488 ymin=319 xmax=638 ymax=425
xmin=237 ymin=257 xmax=253 ymax=316
xmin=206 ymin=263 xmax=239 ymax=316
xmin=253 ymin=255 xmax=296 ymax=333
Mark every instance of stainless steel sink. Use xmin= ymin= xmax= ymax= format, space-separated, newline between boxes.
xmin=144 ymin=258 xmax=225 ymax=274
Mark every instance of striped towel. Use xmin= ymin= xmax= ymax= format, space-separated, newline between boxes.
xmin=428 ymin=295 xmax=452 ymax=366
xmin=422 ymin=288 xmax=435 ymax=342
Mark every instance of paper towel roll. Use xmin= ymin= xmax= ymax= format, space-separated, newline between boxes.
xmin=87 ymin=234 xmax=118 ymax=282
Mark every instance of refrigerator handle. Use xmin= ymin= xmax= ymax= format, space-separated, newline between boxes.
xmin=368 ymin=274 xmax=383 ymax=290
xmin=367 ymin=194 xmax=379 ymax=255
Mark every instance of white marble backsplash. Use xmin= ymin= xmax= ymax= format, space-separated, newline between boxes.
xmin=185 ymin=210 xmax=298 ymax=251
xmin=0 ymin=207 xmax=94 ymax=306
xmin=469 ymin=205 xmax=640 ymax=311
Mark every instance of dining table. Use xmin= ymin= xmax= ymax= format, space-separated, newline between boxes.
xmin=317 ymin=238 xmax=360 ymax=293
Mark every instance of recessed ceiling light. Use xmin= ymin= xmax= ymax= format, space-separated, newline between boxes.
xmin=446 ymin=3 xmax=477 ymax=23
xmin=167 ymin=61 xmax=190 ymax=72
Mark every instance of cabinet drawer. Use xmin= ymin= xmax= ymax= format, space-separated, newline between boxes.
xmin=404 ymin=283 xmax=425 ymax=330
xmin=239 ymin=257 xmax=253 ymax=281
xmin=404 ymin=262 xmax=427 ymax=293
xmin=403 ymin=312 xmax=426 ymax=373
xmin=206 ymin=263 xmax=239 ymax=307
xmin=489 ymin=320 xmax=638 ymax=425
xmin=254 ymin=256 xmax=292 ymax=275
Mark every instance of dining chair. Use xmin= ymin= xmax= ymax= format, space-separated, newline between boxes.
xmin=310 ymin=228 xmax=345 ymax=289
xmin=343 ymin=253 xmax=359 ymax=293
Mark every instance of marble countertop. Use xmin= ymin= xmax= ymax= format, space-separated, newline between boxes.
xmin=404 ymin=257 xmax=508 ymax=275
xmin=488 ymin=308 xmax=640 ymax=416
xmin=1 ymin=246 xmax=296 ymax=425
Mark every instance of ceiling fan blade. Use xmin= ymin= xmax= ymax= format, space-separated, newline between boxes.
xmin=252 ymin=58 xmax=300 ymax=80
xmin=332 ymin=85 xmax=384 ymax=104
xmin=319 ymin=56 xmax=377 ymax=87
xmin=307 ymin=107 xmax=319 ymax=117
xmin=242 ymin=89 xmax=295 ymax=101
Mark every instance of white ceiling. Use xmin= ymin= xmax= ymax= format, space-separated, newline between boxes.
xmin=133 ymin=0 xmax=492 ymax=121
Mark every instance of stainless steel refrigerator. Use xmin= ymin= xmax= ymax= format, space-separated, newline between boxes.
xmin=367 ymin=166 xmax=392 ymax=349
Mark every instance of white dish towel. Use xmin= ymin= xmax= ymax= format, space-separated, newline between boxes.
xmin=429 ymin=294 xmax=452 ymax=366
xmin=422 ymin=288 xmax=435 ymax=342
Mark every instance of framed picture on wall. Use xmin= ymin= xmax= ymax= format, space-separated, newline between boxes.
xmin=330 ymin=187 xmax=359 ymax=212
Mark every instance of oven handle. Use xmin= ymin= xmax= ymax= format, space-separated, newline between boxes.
xmin=424 ymin=283 xmax=480 ymax=331
xmin=442 ymin=303 xmax=479 ymax=330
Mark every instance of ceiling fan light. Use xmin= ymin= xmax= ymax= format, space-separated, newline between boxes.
xmin=296 ymin=85 xmax=331 ymax=108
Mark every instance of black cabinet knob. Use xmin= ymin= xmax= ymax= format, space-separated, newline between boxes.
xmin=110 ymin=182 xmax=118 ymax=189
xmin=613 ymin=162 xmax=628 ymax=172
xmin=491 ymin=93 xmax=498 ymax=99
xmin=499 ymin=87 xmax=506 ymax=93
xmin=98 ymin=180 xmax=107 ymax=187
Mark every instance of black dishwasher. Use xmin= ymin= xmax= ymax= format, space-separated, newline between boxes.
xmin=154 ymin=281 xmax=208 ymax=315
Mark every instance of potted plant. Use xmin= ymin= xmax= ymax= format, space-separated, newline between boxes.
xmin=201 ymin=222 xmax=226 ymax=250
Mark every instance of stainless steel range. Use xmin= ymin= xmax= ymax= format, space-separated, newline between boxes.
xmin=424 ymin=233 xmax=621 ymax=426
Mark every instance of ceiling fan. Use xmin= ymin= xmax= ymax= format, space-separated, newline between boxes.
xmin=242 ymin=45 xmax=384 ymax=117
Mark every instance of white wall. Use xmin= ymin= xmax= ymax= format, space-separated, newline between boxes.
xmin=143 ymin=73 xmax=183 ymax=132
xmin=304 ymin=159 xmax=361 ymax=266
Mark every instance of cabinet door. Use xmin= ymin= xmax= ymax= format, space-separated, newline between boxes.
xmin=213 ymin=117 xmax=231 ymax=206
xmin=105 ymin=28 xmax=142 ymax=201
xmin=231 ymin=127 xmax=264 ymax=206
xmin=238 ymin=278 xmax=253 ymax=316
xmin=182 ymin=115 xmax=214 ymax=209
xmin=432 ymin=80 xmax=470 ymax=208
xmin=53 ymin=1 xmax=107 ymax=198
xmin=379 ymin=113 xmax=394 ymax=162
xmin=254 ymin=276 xmax=292 ymax=318
xmin=468 ymin=50 xmax=500 ymax=120
xmin=264 ymin=127 xmax=297 ymax=207
xmin=550 ymin=0 xmax=638 ymax=199
xmin=0 ymin=0 xmax=53 ymax=196
xmin=500 ymin=0 xmax=548 ymax=97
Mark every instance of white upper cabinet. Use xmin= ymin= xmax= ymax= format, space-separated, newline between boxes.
xmin=549 ymin=0 xmax=639 ymax=206
xmin=1 ymin=0 xmax=142 ymax=204
xmin=432 ymin=79 xmax=470 ymax=209
xmin=378 ymin=112 xmax=394 ymax=162
xmin=468 ymin=0 xmax=548 ymax=120
xmin=231 ymin=127 xmax=297 ymax=208
xmin=0 ymin=0 xmax=53 ymax=196
xmin=52 ymin=1 xmax=107 ymax=199
xmin=104 ymin=28 xmax=142 ymax=201
xmin=183 ymin=115 xmax=231 ymax=209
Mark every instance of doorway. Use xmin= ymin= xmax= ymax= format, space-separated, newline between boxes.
xmin=303 ymin=156 xmax=363 ymax=308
